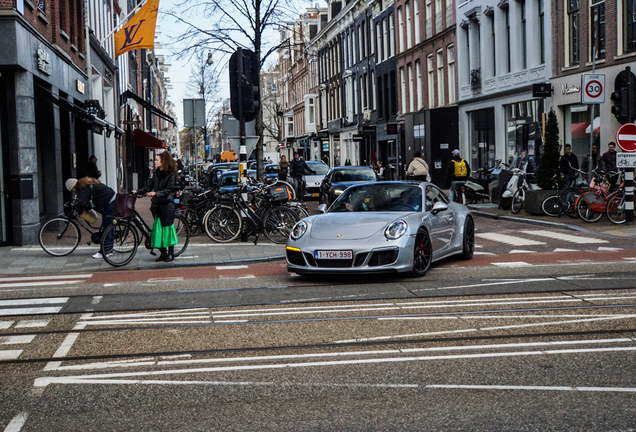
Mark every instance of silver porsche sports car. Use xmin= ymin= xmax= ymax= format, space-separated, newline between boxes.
xmin=286 ymin=181 xmax=474 ymax=277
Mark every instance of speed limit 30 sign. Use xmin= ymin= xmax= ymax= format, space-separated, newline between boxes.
xmin=581 ymin=74 xmax=606 ymax=104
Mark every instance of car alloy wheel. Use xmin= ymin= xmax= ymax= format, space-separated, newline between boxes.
xmin=461 ymin=217 xmax=474 ymax=260
xmin=411 ymin=228 xmax=432 ymax=277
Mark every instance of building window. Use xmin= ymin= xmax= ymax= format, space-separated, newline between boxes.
xmin=520 ymin=0 xmax=527 ymax=69
xmin=414 ymin=0 xmax=421 ymax=44
xmin=406 ymin=2 xmax=412 ymax=49
xmin=505 ymin=7 xmax=511 ymax=72
xmin=286 ymin=117 xmax=294 ymax=136
xmin=436 ymin=50 xmax=445 ymax=106
xmin=371 ymin=70 xmax=376 ymax=110
xmin=361 ymin=75 xmax=367 ymax=109
xmin=627 ymin=0 xmax=636 ymax=52
xmin=490 ymin=14 xmax=496 ymax=77
xmin=389 ymin=14 xmax=395 ymax=57
xmin=37 ymin=0 xmax=45 ymax=13
xmin=308 ymin=98 xmax=315 ymax=124
xmin=377 ymin=75 xmax=384 ymax=118
xmin=401 ymin=67 xmax=407 ymax=114
xmin=370 ymin=20 xmax=375 ymax=55
xmin=590 ymin=1 xmax=605 ymax=60
xmin=568 ymin=0 xmax=580 ymax=65
xmin=416 ymin=60 xmax=423 ymax=110
xmin=427 ymin=54 xmax=434 ymax=108
xmin=539 ymin=0 xmax=545 ymax=64
xmin=408 ymin=63 xmax=414 ymax=112
xmin=447 ymin=45 xmax=456 ymax=104
xmin=377 ymin=21 xmax=383 ymax=61
xmin=358 ymin=24 xmax=364 ymax=60
xmin=398 ymin=7 xmax=405 ymax=52
xmin=390 ymin=71 xmax=397 ymax=115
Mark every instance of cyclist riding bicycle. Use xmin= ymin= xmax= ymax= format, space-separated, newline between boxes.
xmin=447 ymin=149 xmax=470 ymax=202
xmin=289 ymin=152 xmax=316 ymax=201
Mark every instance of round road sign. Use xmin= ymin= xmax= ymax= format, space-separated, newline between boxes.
xmin=585 ymin=80 xmax=603 ymax=99
xmin=616 ymin=123 xmax=636 ymax=153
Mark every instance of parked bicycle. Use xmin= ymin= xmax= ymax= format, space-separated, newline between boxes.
xmin=541 ymin=174 xmax=579 ymax=218
xmin=100 ymin=194 xmax=190 ymax=267
xmin=203 ymin=182 xmax=300 ymax=244
xmin=39 ymin=199 xmax=102 ymax=256
xmin=575 ymin=170 xmax=623 ymax=223
xmin=510 ymin=170 xmax=539 ymax=214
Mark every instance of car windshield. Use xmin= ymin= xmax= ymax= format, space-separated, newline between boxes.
xmin=265 ymin=165 xmax=278 ymax=174
xmin=332 ymin=169 xmax=376 ymax=182
xmin=330 ymin=184 xmax=422 ymax=213
xmin=306 ymin=163 xmax=329 ymax=175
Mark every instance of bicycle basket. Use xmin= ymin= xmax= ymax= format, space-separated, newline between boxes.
xmin=268 ymin=185 xmax=292 ymax=203
xmin=113 ymin=193 xmax=137 ymax=218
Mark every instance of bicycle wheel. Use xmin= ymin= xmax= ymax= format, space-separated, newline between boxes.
xmin=541 ymin=195 xmax=562 ymax=217
xmin=563 ymin=190 xmax=579 ymax=219
xmin=184 ymin=208 xmax=199 ymax=236
xmin=606 ymin=192 xmax=626 ymax=225
xmin=273 ymin=180 xmax=296 ymax=200
xmin=576 ymin=191 xmax=605 ymax=222
xmin=263 ymin=206 xmax=299 ymax=244
xmin=285 ymin=202 xmax=310 ymax=219
xmin=39 ymin=217 xmax=81 ymax=256
xmin=173 ymin=215 xmax=191 ymax=256
xmin=511 ymin=189 xmax=525 ymax=214
xmin=204 ymin=205 xmax=242 ymax=243
xmin=102 ymin=221 xmax=139 ymax=267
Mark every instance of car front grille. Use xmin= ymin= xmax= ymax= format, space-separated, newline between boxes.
xmin=368 ymin=249 xmax=398 ymax=267
xmin=287 ymin=250 xmax=305 ymax=266
xmin=314 ymin=259 xmax=354 ymax=268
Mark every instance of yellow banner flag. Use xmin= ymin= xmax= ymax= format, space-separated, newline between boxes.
xmin=115 ymin=0 xmax=160 ymax=57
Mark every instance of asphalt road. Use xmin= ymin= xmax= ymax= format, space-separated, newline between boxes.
xmin=2 ymin=217 xmax=636 ymax=431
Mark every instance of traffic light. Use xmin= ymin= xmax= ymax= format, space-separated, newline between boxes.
xmin=611 ymin=67 xmax=636 ymax=125
xmin=229 ymin=48 xmax=261 ymax=122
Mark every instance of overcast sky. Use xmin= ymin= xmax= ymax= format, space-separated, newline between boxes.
xmin=155 ymin=0 xmax=327 ymax=128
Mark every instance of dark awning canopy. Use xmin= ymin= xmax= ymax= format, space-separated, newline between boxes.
xmin=122 ymin=90 xmax=176 ymax=125
xmin=133 ymin=129 xmax=166 ymax=150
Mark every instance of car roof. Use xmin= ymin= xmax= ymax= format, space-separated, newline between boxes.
xmin=331 ymin=166 xmax=374 ymax=170
xmin=306 ymin=161 xmax=327 ymax=165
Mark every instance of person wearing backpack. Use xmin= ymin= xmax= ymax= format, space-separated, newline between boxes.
xmin=447 ymin=149 xmax=471 ymax=202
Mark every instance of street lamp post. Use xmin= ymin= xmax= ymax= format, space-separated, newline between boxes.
xmin=200 ymin=51 xmax=213 ymax=161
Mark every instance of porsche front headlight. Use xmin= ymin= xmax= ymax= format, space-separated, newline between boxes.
xmin=290 ymin=220 xmax=308 ymax=240
xmin=385 ymin=220 xmax=408 ymax=240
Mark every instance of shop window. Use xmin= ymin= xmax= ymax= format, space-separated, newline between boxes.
xmin=590 ymin=1 xmax=605 ymax=60
xmin=565 ymin=105 xmax=600 ymax=158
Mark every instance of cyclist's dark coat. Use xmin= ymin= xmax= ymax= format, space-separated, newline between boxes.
xmin=138 ymin=168 xmax=175 ymax=227
xmin=289 ymin=158 xmax=315 ymax=179
xmin=76 ymin=183 xmax=115 ymax=214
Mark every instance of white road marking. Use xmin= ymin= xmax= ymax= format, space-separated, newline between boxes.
xmin=0 ymin=274 xmax=91 ymax=282
xmin=473 ymin=252 xmax=495 ymax=255
xmin=380 ymin=314 xmax=629 ymax=321
xmin=176 ymin=256 xmax=199 ymax=259
xmin=0 ymin=307 xmax=64 ymax=316
xmin=0 ymin=321 xmax=13 ymax=329
xmin=0 ymin=298 xmax=68 ymax=306
xmin=553 ymin=248 xmax=579 ymax=252
xmin=49 ymin=320 xmax=89 ymax=363
xmin=336 ymin=328 xmax=479 ymax=343
xmin=509 ymin=250 xmax=537 ymax=254
xmin=216 ymin=265 xmax=249 ymax=270
xmin=91 ymin=296 xmax=103 ymax=305
xmin=476 ymin=233 xmax=545 ymax=246
xmin=3 ymin=412 xmax=29 ymax=432
xmin=416 ymin=278 xmax=555 ymax=291
xmin=519 ymin=230 xmax=608 ymax=244
xmin=492 ymin=262 xmax=533 ymax=267
xmin=83 ymin=320 xmax=211 ymax=326
xmin=0 ymin=335 xmax=36 ymax=345
xmin=597 ymin=247 xmax=623 ymax=251
xmin=426 ymin=384 xmax=636 ymax=393
xmin=33 ymin=346 xmax=636 ymax=387
xmin=84 ymin=311 xmax=209 ymax=320
xmin=214 ymin=320 xmax=248 ymax=323
xmin=103 ymin=283 xmax=119 ymax=287
xmin=0 ymin=281 xmax=84 ymax=288
xmin=0 ymin=350 xmax=22 ymax=360
xmin=147 ymin=277 xmax=184 ymax=282
xmin=15 ymin=320 xmax=49 ymax=328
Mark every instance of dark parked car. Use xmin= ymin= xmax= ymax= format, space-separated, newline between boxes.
xmin=265 ymin=164 xmax=279 ymax=181
xmin=319 ymin=166 xmax=378 ymax=206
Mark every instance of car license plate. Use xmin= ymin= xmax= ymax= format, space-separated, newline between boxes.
xmin=315 ymin=250 xmax=353 ymax=259
xmin=312 ymin=193 xmax=319 ymax=197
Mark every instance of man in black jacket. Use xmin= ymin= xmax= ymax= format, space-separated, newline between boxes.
xmin=560 ymin=144 xmax=579 ymax=187
xmin=289 ymin=152 xmax=316 ymax=201
xmin=85 ymin=155 xmax=101 ymax=179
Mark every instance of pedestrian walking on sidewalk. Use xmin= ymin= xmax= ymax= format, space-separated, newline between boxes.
xmin=406 ymin=151 xmax=430 ymax=181
xmin=289 ymin=152 xmax=315 ymax=201
xmin=65 ymin=177 xmax=115 ymax=259
xmin=278 ymin=155 xmax=290 ymax=181
xmin=132 ymin=152 xmax=179 ymax=262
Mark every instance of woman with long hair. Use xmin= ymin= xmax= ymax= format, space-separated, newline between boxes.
xmin=133 ymin=151 xmax=179 ymax=262
xmin=65 ymin=176 xmax=116 ymax=258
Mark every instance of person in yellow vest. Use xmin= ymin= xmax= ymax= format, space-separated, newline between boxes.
xmin=447 ymin=149 xmax=471 ymax=202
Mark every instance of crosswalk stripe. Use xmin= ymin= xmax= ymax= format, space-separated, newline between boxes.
xmin=0 ymin=274 xmax=92 ymax=282
xmin=0 ymin=350 xmax=23 ymax=360
xmin=0 ymin=280 xmax=84 ymax=288
xmin=0 ymin=335 xmax=36 ymax=345
xmin=0 ymin=298 xmax=68 ymax=307
xmin=476 ymin=233 xmax=545 ymax=246
xmin=0 ymin=307 xmax=64 ymax=316
xmin=15 ymin=320 xmax=50 ymax=328
xmin=519 ymin=230 xmax=608 ymax=244
xmin=0 ymin=321 xmax=13 ymax=329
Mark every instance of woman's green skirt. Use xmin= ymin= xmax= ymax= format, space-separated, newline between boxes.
xmin=151 ymin=218 xmax=178 ymax=248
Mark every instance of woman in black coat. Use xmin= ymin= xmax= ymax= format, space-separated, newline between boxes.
xmin=133 ymin=152 xmax=179 ymax=262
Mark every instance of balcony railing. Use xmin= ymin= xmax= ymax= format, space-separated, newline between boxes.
xmin=470 ymin=68 xmax=481 ymax=92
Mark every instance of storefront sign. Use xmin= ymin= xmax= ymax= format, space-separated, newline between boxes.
xmin=561 ymin=83 xmax=580 ymax=95
xmin=617 ymin=152 xmax=636 ymax=167
xmin=36 ymin=47 xmax=52 ymax=75
xmin=440 ymin=143 xmax=448 ymax=149
xmin=76 ymin=80 xmax=85 ymax=94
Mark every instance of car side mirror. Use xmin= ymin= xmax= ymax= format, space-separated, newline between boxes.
xmin=317 ymin=204 xmax=327 ymax=214
xmin=431 ymin=202 xmax=448 ymax=215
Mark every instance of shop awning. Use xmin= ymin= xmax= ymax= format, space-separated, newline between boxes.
xmin=122 ymin=90 xmax=176 ymax=125
xmin=571 ymin=122 xmax=590 ymax=139
xmin=133 ymin=129 xmax=166 ymax=150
